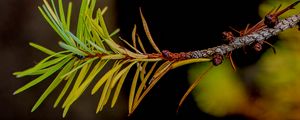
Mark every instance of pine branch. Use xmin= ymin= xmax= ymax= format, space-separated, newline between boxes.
xmin=13 ymin=0 xmax=300 ymax=118
xmin=187 ymin=14 xmax=300 ymax=59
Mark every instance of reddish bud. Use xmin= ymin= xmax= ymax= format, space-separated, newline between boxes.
xmin=212 ymin=54 xmax=223 ymax=66
xmin=253 ymin=42 xmax=263 ymax=52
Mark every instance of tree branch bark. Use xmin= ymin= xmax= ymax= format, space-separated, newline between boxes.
xmin=187 ymin=14 xmax=300 ymax=59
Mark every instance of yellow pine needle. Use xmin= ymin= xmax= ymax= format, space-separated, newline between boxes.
xmin=111 ymin=65 xmax=133 ymax=108
xmin=129 ymin=65 xmax=141 ymax=113
xmin=102 ymin=54 xmax=126 ymax=60
xmin=132 ymin=24 xmax=137 ymax=49
xmin=139 ymin=8 xmax=161 ymax=53
xmin=132 ymin=65 xmax=171 ymax=113
xmin=109 ymin=28 xmax=120 ymax=37
xmin=110 ymin=62 xmax=137 ymax=89
xmin=134 ymin=63 xmax=157 ymax=103
xmin=143 ymin=62 xmax=158 ymax=84
xmin=58 ymin=0 xmax=66 ymax=28
xmin=66 ymin=2 xmax=72 ymax=30
xmin=119 ymin=37 xmax=142 ymax=54
xmin=177 ymin=64 xmax=213 ymax=112
xmin=62 ymin=61 xmax=90 ymax=108
xmin=63 ymin=60 xmax=106 ymax=116
xmin=96 ymin=72 xmax=114 ymax=113
xmin=63 ymin=105 xmax=70 ymax=118
xmin=92 ymin=61 xmax=127 ymax=95
xmin=77 ymin=60 xmax=107 ymax=99
xmin=129 ymin=58 xmax=162 ymax=62
xmin=101 ymin=6 xmax=108 ymax=15
xmin=60 ymin=57 xmax=97 ymax=79
xmin=133 ymin=62 xmax=158 ymax=107
xmin=139 ymin=62 xmax=148 ymax=82
xmin=154 ymin=61 xmax=173 ymax=78
xmin=172 ymin=58 xmax=211 ymax=69
xmin=136 ymin=34 xmax=147 ymax=54
xmin=104 ymin=38 xmax=147 ymax=59
xmin=103 ymin=76 xmax=115 ymax=108
xmin=96 ymin=61 xmax=123 ymax=112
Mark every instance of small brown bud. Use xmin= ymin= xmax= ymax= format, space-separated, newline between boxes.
xmin=212 ymin=54 xmax=223 ymax=66
xmin=253 ymin=42 xmax=263 ymax=52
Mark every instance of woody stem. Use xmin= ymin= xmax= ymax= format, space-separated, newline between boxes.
xmin=186 ymin=14 xmax=300 ymax=59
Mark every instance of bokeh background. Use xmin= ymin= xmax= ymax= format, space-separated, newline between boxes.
xmin=1 ymin=0 xmax=299 ymax=119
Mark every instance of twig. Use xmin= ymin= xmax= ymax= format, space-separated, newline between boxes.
xmin=187 ymin=14 xmax=300 ymax=59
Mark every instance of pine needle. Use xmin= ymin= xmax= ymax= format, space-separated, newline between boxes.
xmin=14 ymin=56 xmax=72 ymax=95
xmin=31 ymin=58 xmax=76 ymax=112
xmin=54 ymin=69 xmax=77 ymax=108
xmin=132 ymin=63 xmax=172 ymax=112
xmin=177 ymin=64 xmax=213 ymax=112
xmin=111 ymin=62 xmax=136 ymax=107
xmin=129 ymin=65 xmax=141 ymax=113
xmin=29 ymin=42 xmax=57 ymax=56
xmin=139 ymin=8 xmax=161 ymax=53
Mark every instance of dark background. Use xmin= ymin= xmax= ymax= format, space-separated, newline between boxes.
xmin=0 ymin=0 xmax=263 ymax=119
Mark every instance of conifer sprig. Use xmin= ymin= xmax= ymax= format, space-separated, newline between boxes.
xmin=13 ymin=0 xmax=300 ymax=117
xmin=13 ymin=0 xmax=209 ymax=117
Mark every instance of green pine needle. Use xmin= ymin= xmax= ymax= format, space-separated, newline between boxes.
xmin=14 ymin=56 xmax=72 ymax=95
xmin=31 ymin=58 xmax=76 ymax=112
xmin=29 ymin=42 xmax=57 ymax=55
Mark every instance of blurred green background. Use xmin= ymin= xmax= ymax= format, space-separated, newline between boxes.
xmin=1 ymin=0 xmax=299 ymax=120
